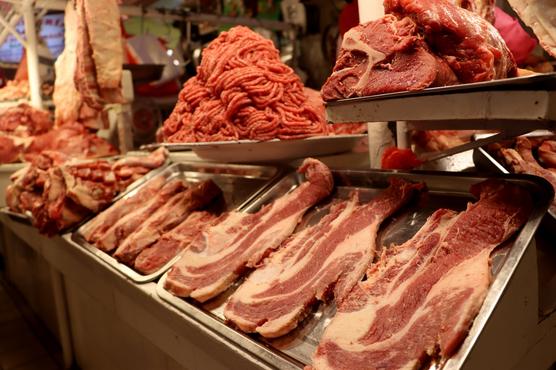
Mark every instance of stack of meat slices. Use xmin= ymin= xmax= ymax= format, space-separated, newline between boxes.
xmin=81 ymin=174 xmax=223 ymax=274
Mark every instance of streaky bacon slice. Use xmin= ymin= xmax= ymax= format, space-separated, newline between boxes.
xmin=81 ymin=176 xmax=167 ymax=244
xmin=134 ymin=211 xmax=219 ymax=275
xmin=164 ymin=158 xmax=334 ymax=302
xmin=95 ymin=179 xmax=187 ymax=253
xmin=113 ymin=180 xmax=222 ymax=265
xmin=310 ymin=180 xmax=532 ymax=370
xmin=224 ymin=178 xmax=423 ymax=338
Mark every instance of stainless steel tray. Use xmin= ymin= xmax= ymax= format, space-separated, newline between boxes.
xmin=141 ymin=135 xmax=366 ymax=163
xmin=473 ymin=133 xmax=556 ymax=233
xmin=326 ymin=72 xmax=556 ymax=105
xmin=70 ymin=162 xmax=282 ymax=284
xmin=156 ymin=169 xmax=552 ymax=369
xmin=0 ymin=207 xmax=32 ymax=224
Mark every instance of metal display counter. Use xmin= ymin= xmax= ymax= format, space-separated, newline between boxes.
xmin=0 ymin=160 xmax=555 ymax=370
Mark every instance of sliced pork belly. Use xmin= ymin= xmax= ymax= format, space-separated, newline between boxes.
xmin=224 ymin=178 xmax=423 ymax=338
xmin=310 ymin=180 xmax=532 ymax=370
xmin=114 ymin=180 xmax=222 ymax=265
xmin=164 ymin=158 xmax=334 ymax=303
xmin=81 ymin=176 xmax=167 ymax=243
xmin=95 ymin=178 xmax=187 ymax=253
xmin=134 ymin=211 xmax=219 ymax=275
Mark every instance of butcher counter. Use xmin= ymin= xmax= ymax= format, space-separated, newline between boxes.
xmin=0 ymin=152 xmax=555 ymax=370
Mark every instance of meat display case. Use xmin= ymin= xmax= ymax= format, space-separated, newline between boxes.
xmin=155 ymin=168 xmax=553 ymax=370
xmin=1 ymin=159 xmax=556 ymax=370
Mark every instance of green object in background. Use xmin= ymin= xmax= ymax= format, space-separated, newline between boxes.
xmin=223 ymin=0 xmax=246 ymax=17
xmin=124 ymin=17 xmax=181 ymax=49
xmin=258 ymin=0 xmax=281 ymax=20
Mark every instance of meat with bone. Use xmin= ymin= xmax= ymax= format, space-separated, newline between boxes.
xmin=60 ymin=160 xmax=118 ymax=213
xmin=0 ymin=104 xmax=52 ymax=137
xmin=224 ymin=179 xmax=423 ymax=338
xmin=134 ymin=211 xmax=219 ymax=275
xmin=507 ymin=0 xmax=556 ymax=58
xmin=321 ymin=15 xmax=458 ymax=101
xmin=164 ymin=158 xmax=334 ymax=302
xmin=80 ymin=176 xmax=167 ymax=244
xmin=95 ymin=179 xmax=187 ymax=252
xmin=6 ymin=149 xmax=169 ymax=235
xmin=538 ymin=140 xmax=556 ymax=169
xmin=111 ymin=147 xmax=168 ymax=188
xmin=113 ymin=180 xmax=222 ymax=266
xmin=384 ymin=0 xmax=516 ymax=83
xmin=33 ymin=167 xmax=91 ymax=235
xmin=310 ymin=180 xmax=532 ymax=370
xmin=500 ymin=137 xmax=556 ymax=213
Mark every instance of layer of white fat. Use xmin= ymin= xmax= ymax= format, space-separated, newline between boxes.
xmin=336 ymin=26 xmax=386 ymax=91
xmin=319 ymin=212 xmax=460 ymax=353
xmin=232 ymin=198 xmax=359 ymax=302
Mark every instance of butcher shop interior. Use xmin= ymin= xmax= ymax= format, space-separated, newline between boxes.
xmin=0 ymin=0 xmax=555 ymax=369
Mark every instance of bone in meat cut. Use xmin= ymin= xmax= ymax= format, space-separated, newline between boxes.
xmin=134 ymin=211 xmax=219 ymax=275
xmin=53 ymin=0 xmax=82 ymax=125
xmin=224 ymin=179 xmax=423 ymax=338
xmin=113 ymin=180 xmax=222 ymax=266
xmin=95 ymin=179 xmax=187 ymax=252
xmin=310 ymin=180 xmax=532 ymax=370
xmin=321 ymin=15 xmax=458 ymax=101
xmin=384 ymin=0 xmax=516 ymax=83
xmin=164 ymin=158 xmax=334 ymax=302
xmin=507 ymin=0 xmax=556 ymax=58
xmin=81 ymin=176 xmax=167 ymax=243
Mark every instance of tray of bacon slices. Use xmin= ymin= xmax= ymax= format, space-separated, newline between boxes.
xmin=155 ymin=158 xmax=551 ymax=370
xmin=68 ymin=161 xmax=282 ymax=283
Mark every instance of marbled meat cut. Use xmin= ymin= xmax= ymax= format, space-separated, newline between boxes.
xmin=321 ymin=15 xmax=458 ymax=101
xmin=384 ymin=0 xmax=516 ymax=83
xmin=134 ymin=211 xmax=219 ymax=275
xmin=81 ymin=175 xmax=167 ymax=244
xmin=500 ymin=137 xmax=556 ymax=213
xmin=310 ymin=180 xmax=532 ymax=370
xmin=95 ymin=179 xmax=187 ymax=252
xmin=224 ymin=179 xmax=423 ymax=338
xmin=113 ymin=180 xmax=222 ymax=265
xmin=164 ymin=158 xmax=334 ymax=302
